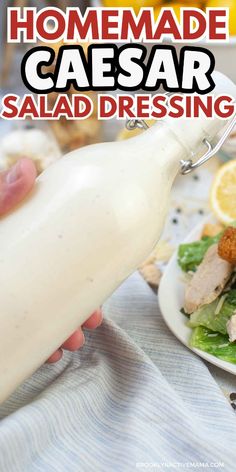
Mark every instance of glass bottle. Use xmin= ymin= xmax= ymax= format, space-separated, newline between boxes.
xmin=0 ymin=71 xmax=235 ymax=403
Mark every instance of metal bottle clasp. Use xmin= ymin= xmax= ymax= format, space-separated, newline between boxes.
xmin=126 ymin=114 xmax=236 ymax=175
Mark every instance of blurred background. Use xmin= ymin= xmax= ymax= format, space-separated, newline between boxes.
xmin=0 ymin=0 xmax=236 ymax=284
xmin=0 ymin=0 xmax=235 ymax=160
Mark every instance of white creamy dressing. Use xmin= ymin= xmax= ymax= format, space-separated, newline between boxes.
xmin=0 ymin=72 xmax=235 ymax=403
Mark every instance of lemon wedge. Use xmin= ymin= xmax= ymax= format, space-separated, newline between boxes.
xmin=117 ymin=119 xmax=156 ymax=141
xmin=210 ymin=159 xmax=236 ymax=224
xmin=206 ymin=0 xmax=236 ymax=37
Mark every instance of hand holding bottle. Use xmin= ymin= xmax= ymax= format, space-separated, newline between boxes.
xmin=0 ymin=158 xmax=102 ymax=364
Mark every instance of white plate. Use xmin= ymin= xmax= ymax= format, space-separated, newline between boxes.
xmin=158 ymin=216 xmax=236 ymax=375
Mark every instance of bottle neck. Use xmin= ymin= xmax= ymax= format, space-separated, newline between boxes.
xmin=140 ymin=70 xmax=236 ymax=176
xmin=128 ymin=122 xmax=188 ymax=182
xmin=139 ymin=115 xmax=230 ymax=180
xmin=164 ymin=115 xmax=228 ymax=159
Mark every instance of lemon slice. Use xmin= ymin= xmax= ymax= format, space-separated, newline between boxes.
xmin=154 ymin=3 xmax=203 ymax=22
xmin=102 ymin=0 xmax=161 ymax=14
xmin=206 ymin=0 xmax=236 ymax=37
xmin=117 ymin=119 xmax=156 ymax=141
xmin=210 ymin=160 xmax=236 ymax=224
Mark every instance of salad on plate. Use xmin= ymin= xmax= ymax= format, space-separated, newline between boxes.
xmin=178 ymin=223 xmax=236 ymax=364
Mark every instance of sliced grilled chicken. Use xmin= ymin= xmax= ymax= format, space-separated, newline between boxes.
xmin=227 ymin=313 xmax=236 ymax=342
xmin=184 ymin=243 xmax=233 ymax=314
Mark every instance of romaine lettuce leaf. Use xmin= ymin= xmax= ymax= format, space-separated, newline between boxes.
xmin=178 ymin=221 xmax=236 ymax=273
xmin=187 ymin=289 xmax=236 ymax=334
xmin=190 ymin=326 xmax=236 ymax=364
xmin=178 ymin=234 xmax=221 ymax=272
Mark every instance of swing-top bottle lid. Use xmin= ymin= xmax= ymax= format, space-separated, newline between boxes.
xmin=164 ymin=71 xmax=236 ymax=158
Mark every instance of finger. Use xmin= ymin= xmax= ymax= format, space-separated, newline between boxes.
xmin=46 ymin=348 xmax=63 ymax=364
xmin=0 ymin=158 xmax=37 ymax=216
xmin=82 ymin=309 xmax=103 ymax=329
xmin=61 ymin=328 xmax=85 ymax=351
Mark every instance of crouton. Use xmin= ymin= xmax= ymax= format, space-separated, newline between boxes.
xmin=201 ymin=223 xmax=224 ymax=238
xmin=218 ymin=226 xmax=236 ymax=265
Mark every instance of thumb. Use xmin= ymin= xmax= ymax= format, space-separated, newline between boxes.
xmin=0 ymin=158 xmax=37 ymax=216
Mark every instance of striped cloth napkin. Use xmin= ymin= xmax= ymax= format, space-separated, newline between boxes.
xmin=0 ymin=270 xmax=236 ymax=472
